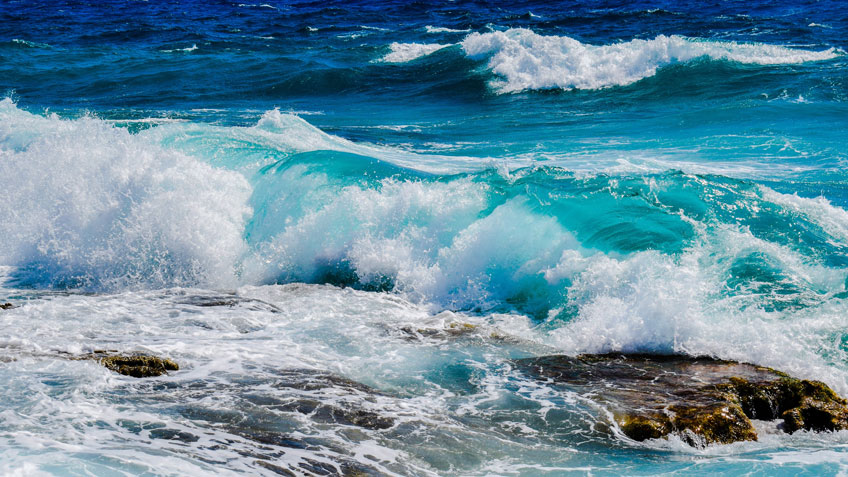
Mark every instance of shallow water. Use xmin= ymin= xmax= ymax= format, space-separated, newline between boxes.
xmin=2 ymin=0 xmax=848 ymax=475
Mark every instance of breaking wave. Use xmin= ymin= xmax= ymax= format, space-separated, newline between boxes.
xmin=384 ymin=28 xmax=840 ymax=92
xmin=2 ymin=100 xmax=848 ymax=336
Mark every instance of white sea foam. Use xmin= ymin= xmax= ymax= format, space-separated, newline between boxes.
xmin=547 ymin=219 xmax=848 ymax=394
xmin=0 ymin=287 xmax=441 ymax=475
xmin=378 ymin=29 xmax=838 ymax=91
xmin=10 ymin=38 xmax=50 ymax=49
xmin=759 ymin=187 xmax=848 ymax=245
xmin=3 ymin=101 xmax=848 ymax=398
xmin=237 ymin=3 xmax=277 ymax=9
xmin=0 ymin=101 xmax=494 ymax=290
xmin=244 ymin=190 xmax=583 ymax=311
xmin=160 ymin=43 xmax=197 ymax=53
xmin=5 ymin=282 xmax=845 ymax=473
xmin=460 ymin=29 xmax=840 ymax=92
xmin=380 ymin=42 xmax=451 ymax=63
xmin=0 ymin=99 xmax=251 ymax=289
xmin=425 ymin=25 xmax=471 ymax=34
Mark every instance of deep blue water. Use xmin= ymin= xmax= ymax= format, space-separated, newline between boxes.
xmin=2 ymin=1 xmax=848 ymax=475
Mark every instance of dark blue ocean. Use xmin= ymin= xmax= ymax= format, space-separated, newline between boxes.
xmin=2 ymin=1 xmax=848 ymax=475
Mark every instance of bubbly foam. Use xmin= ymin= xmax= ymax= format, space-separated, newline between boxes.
xmin=376 ymin=29 xmax=838 ymax=91
xmin=0 ymin=99 xmax=251 ymax=289
xmin=5 ymin=283 xmax=847 ymax=474
xmin=459 ymin=29 xmax=840 ymax=92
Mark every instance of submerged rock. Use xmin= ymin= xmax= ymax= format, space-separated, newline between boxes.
xmin=398 ymin=321 xmax=479 ymax=340
xmin=516 ymin=353 xmax=848 ymax=447
xmin=243 ymin=369 xmax=396 ymax=431
xmin=82 ymin=352 xmax=179 ymax=378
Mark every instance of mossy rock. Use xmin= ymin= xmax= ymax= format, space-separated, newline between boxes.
xmin=516 ymin=353 xmax=848 ymax=447
xmin=671 ymin=403 xmax=758 ymax=446
xmin=82 ymin=353 xmax=179 ymax=378
xmin=617 ymin=413 xmax=670 ymax=441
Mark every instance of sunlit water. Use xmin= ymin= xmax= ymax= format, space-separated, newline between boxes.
xmin=2 ymin=1 xmax=848 ymax=474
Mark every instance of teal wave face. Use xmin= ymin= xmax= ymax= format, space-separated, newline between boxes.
xmin=243 ymin=155 xmax=848 ymax=322
xmin=2 ymin=101 xmax=847 ymax=329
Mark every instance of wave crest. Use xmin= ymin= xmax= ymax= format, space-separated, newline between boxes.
xmin=380 ymin=42 xmax=451 ymax=63
xmin=0 ymin=100 xmax=252 ymax=289
xmin=458 ymin=29 xmax=839 ymax=92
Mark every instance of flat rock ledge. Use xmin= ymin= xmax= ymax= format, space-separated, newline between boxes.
xmin=78 ymin=351 xmax=179 ymax=378
xmin=516 ymin=353 xmax=848 ymax=447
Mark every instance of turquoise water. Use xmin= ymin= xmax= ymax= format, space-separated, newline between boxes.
xmin=2 ymin=1 xmax=848 ymax=475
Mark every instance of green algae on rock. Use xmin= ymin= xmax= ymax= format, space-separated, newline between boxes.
xmin=83 ymin=352 xmax=180 ymax=378
xmin=515 ymin=353 xmax=848 ymax=447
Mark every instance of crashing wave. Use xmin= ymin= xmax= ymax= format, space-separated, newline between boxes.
xmin=462 ymin=29 xmax=839 ymax=92
xmin=2 ymin=100 xmax=848 ymax=344
xmin=380 ymin=28 xmax=839 ymax=92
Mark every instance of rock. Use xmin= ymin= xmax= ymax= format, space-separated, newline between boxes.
xmin=397 ymin=321 xmax=480 ymax=341
xmin=515 ymin=353 xmax=848 ymax=447
xmin=243 ymin=370 xmax=396 ymax=431
xmin=0 ymin=303 xmax=14 ymax=310
xmin=82 ymin=352 xmax=179 ymax=378
xmin=172 ymin=293 xmax=282 ymax=313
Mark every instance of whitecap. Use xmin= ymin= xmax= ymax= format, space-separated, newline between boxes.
xmin=160 ymin=44 xmax=197 ymax=53
xmin=379 ymin=42 xmax=451 ymax=63
xmin=459 ymin=28 xmax=839 ymax=92
xmin=425 ymin=25 xmax=471 ymax=34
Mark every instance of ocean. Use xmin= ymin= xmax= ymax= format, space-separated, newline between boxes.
xmin=1 ymin=0 xmax=848 ymax=474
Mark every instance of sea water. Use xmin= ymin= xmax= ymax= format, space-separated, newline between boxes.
xmin=1 ymin=1 xmax=848 ymax=475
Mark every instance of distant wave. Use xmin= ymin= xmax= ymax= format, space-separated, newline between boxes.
xmin=425 ymin=25 xmax=471 ymax=34
xmin=160 ymin=44 xmax=198 ymax=53
xmin=382 ymin=28 xmax=840 ymax=92
xmin=380 ymin=42 xmax=451 ymax=62
xmin=462 ymin=29 xmax=839 ymax=92
xmin=8 ymin=38 xmax=51 ymax=49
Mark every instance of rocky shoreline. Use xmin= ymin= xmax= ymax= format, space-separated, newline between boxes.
xmin=517 ymin=353 xmax=848 ymax=447
xmin=4 ymin=300 xmax=847 ymax=454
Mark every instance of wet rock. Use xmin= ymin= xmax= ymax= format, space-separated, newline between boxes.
xmin=170 ymin=291 xmax=282 ymax=313
xmin=255 ymin=460 xmax=297 ymax=477
xmin=0 ymin=303 xmax=14 ymax=310
xmin=119 ymin=366 xmax=395 ymax=475
xmin=516 ymin=353 xmax=848 ymax=447
xmin=148 ymin=428 xmax=199 ymax=442
xmin=82 ymin=352 xmax=179 ymax=378
xmin=243 ymin=371 xmax=396 ymax=431
xmin=397 ymin=321 xmax=480 ymax=341
xmin=297 ymin=400 xmax=394 ymax=430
